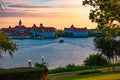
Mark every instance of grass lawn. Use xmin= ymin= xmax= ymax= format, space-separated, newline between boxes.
xmin=52 ymin=71 xmax=120 ymax=80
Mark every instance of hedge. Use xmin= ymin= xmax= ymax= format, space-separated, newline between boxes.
xmin=0 ymin=67 xmax=47 ymax=80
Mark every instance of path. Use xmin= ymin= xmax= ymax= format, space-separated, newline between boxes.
xmin=48 ymin=72 xmax=79 ymax=80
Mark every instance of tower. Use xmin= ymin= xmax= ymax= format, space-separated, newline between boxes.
xmin=71 ymin=24 xmax=75 ymax=29
xmin=19 ymin=20 xmax=22 ymax=26
xmin=40 ymin=23 xmax=44 ymax=28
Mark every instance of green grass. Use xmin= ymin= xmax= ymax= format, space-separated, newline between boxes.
xmin=48 ymin=65 xmax=92 ymax=74
xmin=51 ymin=71 xmax=120 ymax=80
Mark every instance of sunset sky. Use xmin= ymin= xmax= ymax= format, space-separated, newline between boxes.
xmin=0 ymin=0 xmax=97 ymax=29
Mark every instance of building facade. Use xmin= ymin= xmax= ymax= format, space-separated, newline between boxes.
xmin=64 ymin=25 xmax=88 ymax=37
xmin=31 ymin=23 xmax=56 ymax=38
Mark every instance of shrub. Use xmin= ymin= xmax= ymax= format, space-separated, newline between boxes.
xmin=0 ymin=68 xmax=46 ymax=80
xmin=34 ymin=62 xmax=48 ymax=68
xmin=35 ymin=63 xmax=45 ymax=68
xmin=115 ymin=62 xmax=120 ymax=66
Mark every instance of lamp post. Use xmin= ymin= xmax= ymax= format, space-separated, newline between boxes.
xmin=28 ymin=59 xmax=32 ymax=68
xmin=41 ymin=56 xmax=44 ymax=64
xmin=93 ymin=54 xmax=96 ymax=71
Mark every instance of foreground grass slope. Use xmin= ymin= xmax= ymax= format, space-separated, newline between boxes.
xmin=52 ymin=71 xmax=120 ymax=80
xmin=79 ymin=74 xmax=120 ymax=80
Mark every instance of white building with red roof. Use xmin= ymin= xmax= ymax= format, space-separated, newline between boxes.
xmin=3 ymin=20 xmax=56 ymax=39
xmin=31 ymin=23 xmax=56 ymax=38
xmin=2 ymin=26 xmax=16 ymax=35
xmin=64 ymin=25 xmax=88 ymax=37
xmin=2 ymin=20 xmax=31 ymax=39
xmin=15 ymin=20 xmax=28 ymax=33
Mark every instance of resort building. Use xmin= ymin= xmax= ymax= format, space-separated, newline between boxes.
xmin=2 ymin=20 xmax=31 ymax=39
xmin=64 ymin=25 xmax=88 ymax=37
xmin=2 ymin=20 xmax=56 ymax=39
xmin=2 ymin=26 xmax=16 ymax=35
xmin=31 ymin=23 xmax=56 ymax=38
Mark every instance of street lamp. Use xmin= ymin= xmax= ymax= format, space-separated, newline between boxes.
xmin=27 ymin=59 xmax=32 ymax=68
xmin=93 ymin=54 xmax=96 ymax=71
xmin=41 ymin=56 xmax=45 ymax=64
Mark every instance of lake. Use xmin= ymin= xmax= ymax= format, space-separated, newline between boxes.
xmin=0 ymin=37 xmax=96 ymax=69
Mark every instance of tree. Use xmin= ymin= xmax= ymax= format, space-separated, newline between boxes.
xmin=83 ymin=0 xmax=120 ymax=26
xmin=0 ymin=1 xmax=17 ymax=57
xmin=94 ymin=37 xmax=120 ymax=71
xmin=83 ymin=0 xmax=120 ymax=37
xmin=84 ymin=53 xmax=109 ymax=69
xmin=55 ymin=30 xmax=64 ymax=37
xmin=0 ymin=32 xmax=17 ymax=57
xmin=83 ymin=0 xmax=120 ymax=71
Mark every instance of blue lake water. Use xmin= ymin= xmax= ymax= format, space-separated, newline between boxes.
xmin=0 ymin=37 xmax=96 ymax=69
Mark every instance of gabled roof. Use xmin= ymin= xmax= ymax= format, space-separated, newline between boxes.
xmin=64 ymin=28 xmax=71 ymax=31
xmin=31 ymin=24 xmax=56 ymax=32
xmin=2 ymin=26 xmax=15 ymax=32
xmin=32 ymin=24 xmax=39 ymax=30
xmin=15 ymin=25 xmax=26 ymax=29
xmin=73 ymin=28 xmax=87 ymax=32
xmin=43 ymin=27 xmax=56 ymax=31
xmin=32 ymin=24 xmax=37 ymax=28
xmin=64 ymin=25 xmax=87 ymax=32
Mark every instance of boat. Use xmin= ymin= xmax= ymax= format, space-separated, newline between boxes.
xmin=59 ymin=39 xmax=64 ymax=43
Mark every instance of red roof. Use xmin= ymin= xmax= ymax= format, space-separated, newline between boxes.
xmin=43 ymin=27 xmax=56 ymax=32
xmin=15 ymin=25 xmax=26 ymax=29
xmin=32 ymin=24 xmax=39 ymax=30
xmin=64 ymin=28 xmax=71 ymax=31
xmin=3 ymin=24 xmax=56 ymax=32
xmin=32 ymin=24 xmax=37 ymax=28
xmin=31 ymin=24 xmax=56 ymax=32
xmin=2 ymin=26 xmax=15 ymax=32
xmin=64 ymin=27 xmax=87 ymax=32
xmin=73 ymin=28 xmax=87 ymax=32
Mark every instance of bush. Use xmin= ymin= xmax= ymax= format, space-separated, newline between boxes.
xmin=115 ymin=62 xmax=120 ymax=66
xmin=34 ymin=62 xmax=48 ymax=68
xmin=84 ymin=53 xmax=110 ymax=67
xmin=35 ymin=63 xmax=45 ymax=68
xmin=0 ymin=68 xmax=46 ymax=80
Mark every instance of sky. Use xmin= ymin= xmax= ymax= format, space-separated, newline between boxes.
xmin=0 ymin=0 xmax=97 ymax=29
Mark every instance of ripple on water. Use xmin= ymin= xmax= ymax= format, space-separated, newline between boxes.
xmin=0 ymin=38 xmax=95 ymax=69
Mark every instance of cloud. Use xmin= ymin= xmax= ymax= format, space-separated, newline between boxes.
xmin=42 ymin=0 xmax=83 ymax=7
xmin=7 ymin=4 xmax=52 ymax=8
xmin=7 ymin=3 xmax=81 ymax=9
xmin=4 ymin=0 xmax=26 ymax=4
xmin=0 ymin=0 xmax=86 ymax=18
xmin=4 ymin=0 xmax=83 ymax=9
xmin=0 ymin=8 xmax=72 ymax=18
